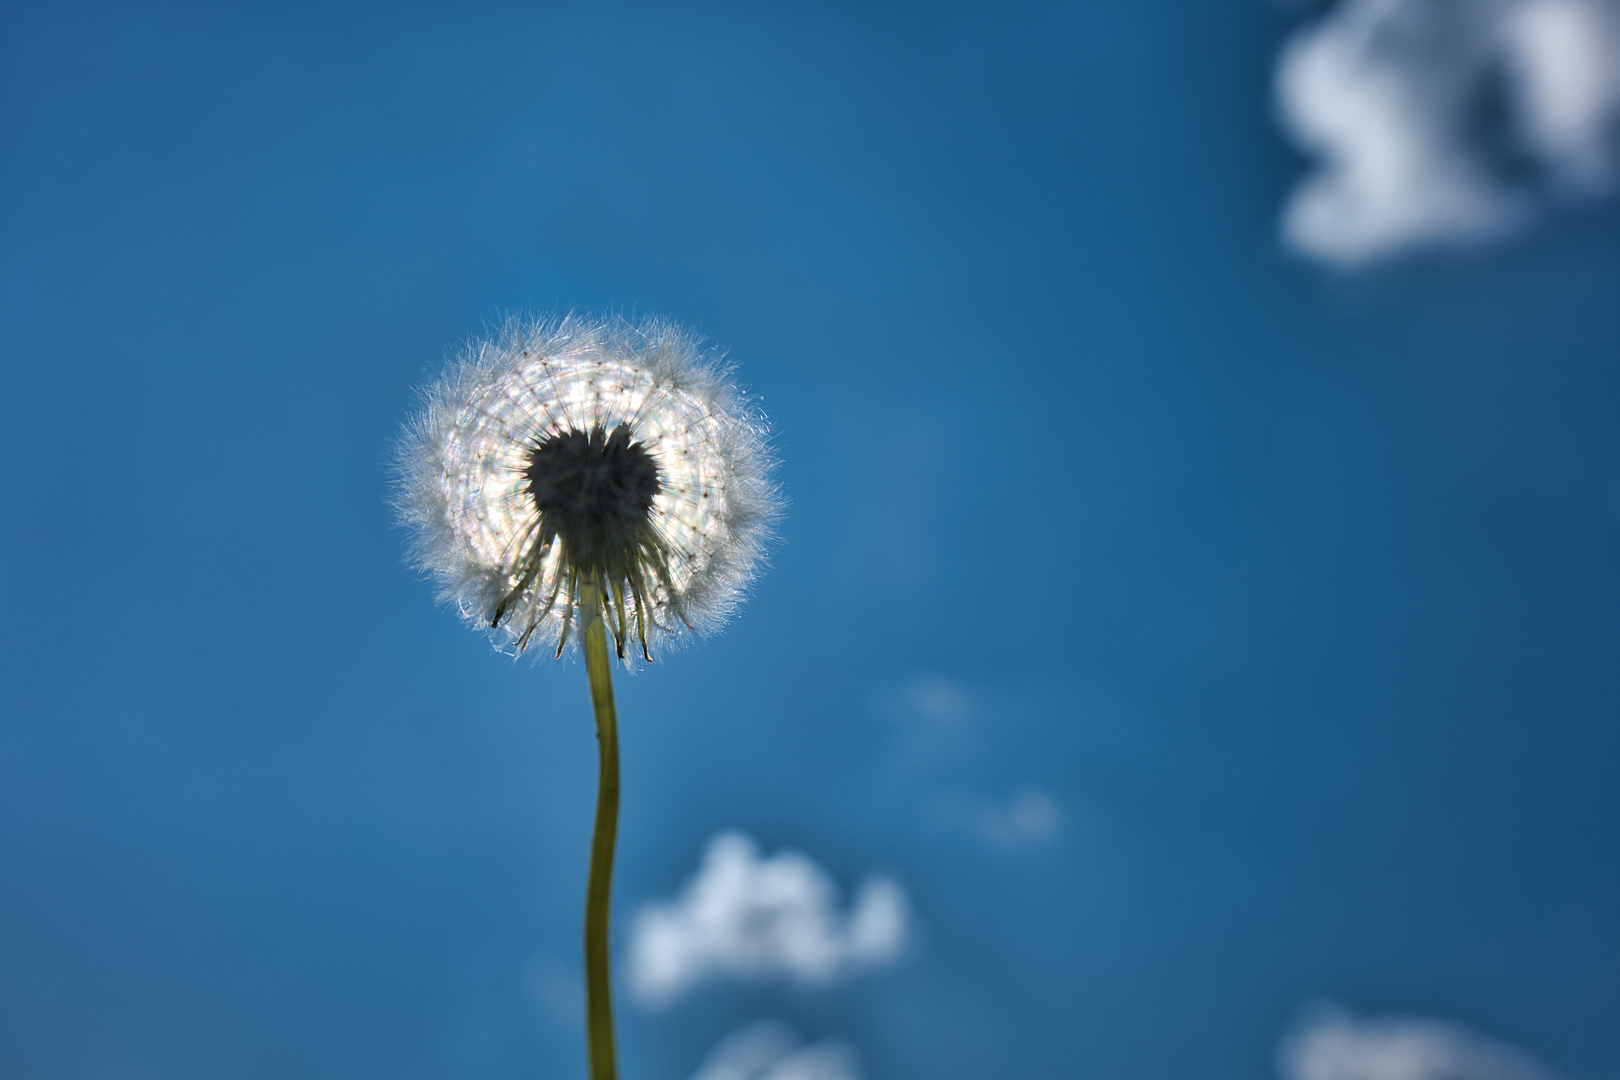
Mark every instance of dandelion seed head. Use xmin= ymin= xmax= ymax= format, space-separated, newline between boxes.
xmin=397 ymin=313 xmax=779 ymax=662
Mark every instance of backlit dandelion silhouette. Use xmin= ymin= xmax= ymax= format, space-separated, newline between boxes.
xmin=397 ymin=314 xmax=779 ymax=1080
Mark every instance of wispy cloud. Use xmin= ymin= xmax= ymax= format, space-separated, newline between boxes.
xmin=973 ymin=789 xmax=1061 ymax=845
xmin=871 ymin=674 xmax=1061 ymax=847
xmin=871 ymin=673 xmax=973 ymax=729
xmin=871 ymin=672 xmax=978 ymax=774
xmin=626 ymin=832 xmax=909 ymax=1008
xmin=1280 ymin=1002 xmax=1554 ymax=1080
xmin=690 ymin=1020 xmax=862 ymax=1080
xmin=1275 ymin=0 xmax=1620 ymax=264
xmin=524 ymin=953 xmax=583 ymax=1029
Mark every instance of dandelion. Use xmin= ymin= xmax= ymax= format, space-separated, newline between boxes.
xmin=400 ymin=313 xmax=778 ymax=662
xmin=396 ymin=313 xmax=779 ymax=1080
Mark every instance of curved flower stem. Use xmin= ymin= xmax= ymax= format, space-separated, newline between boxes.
xmin=579 ymin=582 xmax=620 ymax=1080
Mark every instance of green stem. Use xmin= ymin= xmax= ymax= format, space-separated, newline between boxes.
xmin=580 ymin=582 xmax=620 ymax=1080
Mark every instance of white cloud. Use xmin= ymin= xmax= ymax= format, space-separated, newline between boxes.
xmin=627 ymin=831 xmax=909 ymax=1008
xmin=1280 ymin=1002 xmax=1555 ymax=1080
xmin=1275 ymin=0 xmax=1620 ymax=264
xmin=1505 ymin=0 xmax=1620 ymax=188
xmin=690 ymin=1020 xmax=862 ymax=1080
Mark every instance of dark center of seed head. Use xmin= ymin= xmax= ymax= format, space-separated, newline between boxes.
xmin=524 ymin=424 xmax=662 ymax=558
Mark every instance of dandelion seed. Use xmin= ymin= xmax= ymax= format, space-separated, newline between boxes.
xmin=395 ymin=313 xmax=780 ymax=1080
xmin=397 ymin=313 xmax=779 ymax=663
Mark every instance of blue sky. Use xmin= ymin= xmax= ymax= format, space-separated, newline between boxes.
xmin=3 ymin=3 xmax=1619 ymax=1079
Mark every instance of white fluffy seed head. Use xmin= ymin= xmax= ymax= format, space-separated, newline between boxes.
xmin=396 ymin=313 xmax=781 ymax=663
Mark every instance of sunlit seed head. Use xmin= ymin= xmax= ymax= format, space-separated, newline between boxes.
xmin=396 ymin=313 xmax=781 ymax=664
